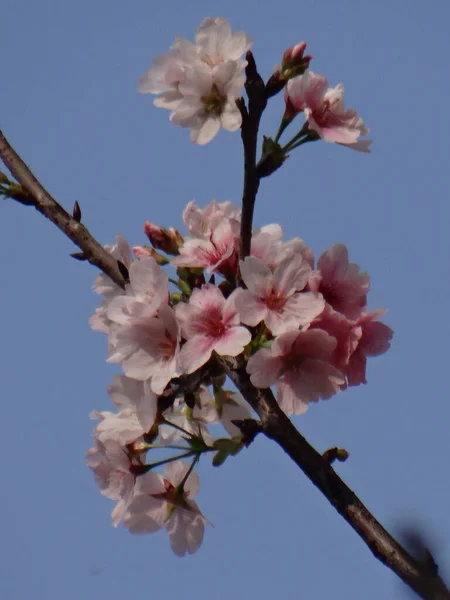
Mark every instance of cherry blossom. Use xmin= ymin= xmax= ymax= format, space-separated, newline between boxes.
xmin=172 ymin=215 xmax=239 ymax=276
xmin=285 ymin=71 xmax=371 ymax=151
xmin=182 ymin=199 xmax=239 ymax=239
xmin=139 ymin=18 xmax=252 ymax=144
xmin=247 ymin=329 xmax=345 ymax=415
xmin=346 ymin=310 xmax=393 ymax=386
xmin=89 ymin=235 xmax=133 ymax=333
xmin=86 ymin=439 xmax=141 ymax=527
xmin=309 ymin=243 xmax=369 ymax=320
xmin=124 ymin=461 xmax=208 ymax=556
xmin=236 ymin=255 xmax=325 ymax=335
xmin=106 ymin=256 xmax=169 ymax=326
xmin=91 ymin=376 xmax=158 ymax=446
xmin=107 ymin=303 xmax=180 ymax=393
xmin=176 ymin=285 xmax=251 ymax=373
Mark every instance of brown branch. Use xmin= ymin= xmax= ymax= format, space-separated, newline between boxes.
xmin=219 ymin=354 xmax=450 ymax=600
xmin=239 ymin=52 xmax=267 ymax=262
xmin=0 ymin=129 xmax=127 ymax=289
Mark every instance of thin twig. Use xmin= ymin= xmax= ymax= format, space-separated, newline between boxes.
xmin=219 ymin=354 xmax=450 ymax=600
xmin=0 ymin=129 xmax=127 ymax=289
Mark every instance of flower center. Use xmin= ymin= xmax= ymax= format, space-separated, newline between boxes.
xmin=265 ymin=290 xmax=287 ymax=311
xmin=202 ymin=84 xmax=227 ymax=116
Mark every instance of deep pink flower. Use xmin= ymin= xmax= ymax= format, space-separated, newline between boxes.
xmin=346 ymin=310 xmax=393 ymax=386
xmin=176 ymin=284 xmax=251 ymax=373
xmin=309 ymin=243 xmax=369 ymax=320
xmin=247 ymin=329 xmax=345 ymax=415
xmin=285 ymin=71 xmax=371 ymax=151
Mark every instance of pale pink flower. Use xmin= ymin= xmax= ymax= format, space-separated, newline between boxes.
xmin=236 ymin=255 xmax=325 ymax=335
xmin=91 ymin=376 xmax=158 ymax=446
xmin=309 ymin=244 xmax=369 ymax=320
xmin=285 ymin=71 xmax=371 ymax=151
xmin=124 ymin=461 xmax=207 ymax=556
xmin=176 ymin=284 xmax=251 ymax=373
xmin=182 ymin=199 xmax=240 ymax=239
xmin=139 ymin=18 xmax=252 ymax=144
xmin=250 ymin=226 xmax=314 ymax=270
xmin=173 ymin=61 xmax=245 ymax=145
xmin=346 ymin=310 xmax=393 ymax=386
xmin=86 ymin=439 xmax=141 ymax=527
xmin=172 ymin=213 xmax=240 ymax=276
xmin=106 ymin=257 xmax=168 ymax=326
xmin=107 ymin=304 xmax=180 ymax=393
xmin=89 ymin=235 xmax=133 ymax=333
xmin=247 ymin=329 xmax=345 ymax=415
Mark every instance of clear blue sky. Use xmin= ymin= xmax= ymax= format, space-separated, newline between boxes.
xmin=2 ymin=1 xmax=450 ymax=598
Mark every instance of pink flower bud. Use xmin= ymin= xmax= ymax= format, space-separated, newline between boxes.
xmin=132 ymin=245 xmax=169 ymax=265
xmin=280 ymin=42 xmax=312 ymax=80
xmin=144 ymin=221 xmax=184 ymax=255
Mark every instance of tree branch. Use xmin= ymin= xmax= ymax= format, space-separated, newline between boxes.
xmin=219 ymin=354 xmax=450 ymax=600
xmin=239 ymin=52 xmax=267 ymax=262
xmin=0 ymin=129 xmax=127 ymax=289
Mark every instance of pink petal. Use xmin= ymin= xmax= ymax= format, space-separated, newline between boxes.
xmin=178 ymin=335 xmax=216 ymax=373
xmin=213 ymin=326 xmax=251 ymax=356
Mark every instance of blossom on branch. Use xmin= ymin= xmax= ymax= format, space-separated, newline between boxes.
xmin=236 ymin=255 xmax=325 ymax=335
xmin=309 ymin=243 xmax=370 ymax=320
xmin=124 ymin=461 xmax=208 ymax=556
xmin=139 ymin=17 xmax=252 ymax=144
xmin=176 ymin=284 xmax=251 ymax=373
xmin=285 ymin=71 xmax=371 ymax=151
xmin=247 ymin=329 xmax=346 ymax=415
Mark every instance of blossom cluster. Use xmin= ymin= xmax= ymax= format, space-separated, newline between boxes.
xmin=139 ymin=17 xmax=370 ymax=150
xmin=87 ymin=198 xmax=392 ymax=554
xmin=139 ymin=17 xmax=253 ymax=145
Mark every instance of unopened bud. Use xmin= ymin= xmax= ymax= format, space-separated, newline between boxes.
xmin=132 ymin=245 xmax=169 ymax=265
xmin=280 ymin=42 xmax=312 ymax=80
xmin=144 ymin=221 xmax=184 ymax=255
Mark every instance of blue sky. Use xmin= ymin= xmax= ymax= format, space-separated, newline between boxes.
xmin=2 ymin=1 xmax=450 ymax=598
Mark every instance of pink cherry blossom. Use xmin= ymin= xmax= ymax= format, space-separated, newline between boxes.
xmin=91 ymin=376 xmax=158 ymax=446
xmin=310 ymin=304 xmax=361 ymax=375
xmin=106 ymin=257 xmax=169 ymax=326
xmin=250 ymin=226 xmax=314 ymax=270
xmin=346 ymin=310 xmax=393 ymax=386
xmin=89 ymin=235 xmax=133 ymax=333
xmin=247 ymin=329 xmax=345 ymax=415
xmin=309 ymin=243 xmax=369 ymax=320
xmin=172 ymin=214 xmax=239 ymax=276
xmin=182 ymin=199 xmax=239 ymax=239
xmin=139 ymin=18 xmax=252 ymax=144
xmin=107 ymin=304 xmax=180 ymax=393
xmin=86 ymin=439 xmax=142 ymax=527
xmin=285 ymin=71 xmax=371 ymax=151
xmin=236 ymin=255 xmax=325 ymax=335
xmin=176 ymin=284 xmax=251 ymax=373
xmin=124 ymin=461 xmax=207 ymax=556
